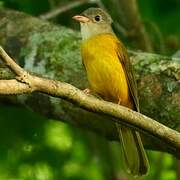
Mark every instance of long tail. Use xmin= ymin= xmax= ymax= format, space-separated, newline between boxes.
xmin=116 ymin=123 xmax=149 ymax=177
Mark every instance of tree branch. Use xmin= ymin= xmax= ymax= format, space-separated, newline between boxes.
xmin=0 ymin=47 xmax=180 ymax=158
xmin=40 ymin=0 xmax=90 ymax=20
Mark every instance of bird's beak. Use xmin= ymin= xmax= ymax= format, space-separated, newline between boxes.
xmin=72 ymin=15 xmax=90 ymax=23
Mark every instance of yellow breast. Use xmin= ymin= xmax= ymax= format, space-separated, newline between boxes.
xmin=81 ymin=33 xmax=131 ymax=106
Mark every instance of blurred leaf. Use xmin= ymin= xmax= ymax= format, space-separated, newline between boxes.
xmin=44 ymin=121 xmax=72 ymax=152
xmin=0 ymin=1 xmax=4 ymax=7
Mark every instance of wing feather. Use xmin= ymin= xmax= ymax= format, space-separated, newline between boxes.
xmin=116 ymin=41 xmax=140 ymax=112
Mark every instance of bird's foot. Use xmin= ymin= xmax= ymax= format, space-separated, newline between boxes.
xmin=118 ymin=98 xmax=122 ymax=105
xmin=83 ymin=88 xmax=91 ymax=95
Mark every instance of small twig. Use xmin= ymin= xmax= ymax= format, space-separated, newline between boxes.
xmin=40 ymin=0 xmax=90 ymax=20
xmin=0 ymin=46 xmax=180 ymax=156
xmin=0 ymin=47 xmax=32 ymax=87
xmin=0 ymin=47 xmax=25 ymax=76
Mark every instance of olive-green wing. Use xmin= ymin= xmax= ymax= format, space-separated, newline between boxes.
xmin=116 ymin=41 xmax=140 ymax=112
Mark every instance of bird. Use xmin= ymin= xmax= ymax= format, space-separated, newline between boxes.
xmin=73 ymin=7 xmax=149 ymax=177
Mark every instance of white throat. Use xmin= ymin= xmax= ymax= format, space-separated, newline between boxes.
xmin=80 ymin=22 xmax=113 ymax=41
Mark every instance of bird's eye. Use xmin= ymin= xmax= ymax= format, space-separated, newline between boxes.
xmin=94 ymin=15 xmax=101 ymax=22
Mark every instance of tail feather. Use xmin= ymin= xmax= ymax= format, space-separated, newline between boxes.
xmin=116 ymin=123 xmax=149 ymax=177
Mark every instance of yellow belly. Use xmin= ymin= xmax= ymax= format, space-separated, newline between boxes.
xmin=81 ymin=34 xmax=131 ymax=106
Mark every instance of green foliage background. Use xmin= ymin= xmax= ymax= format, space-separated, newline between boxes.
xmin=0 ymin=0 xmax=179 ymax=179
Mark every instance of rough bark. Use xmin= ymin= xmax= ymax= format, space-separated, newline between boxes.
xmin=0 ymin=9 xmax=179 ymax=156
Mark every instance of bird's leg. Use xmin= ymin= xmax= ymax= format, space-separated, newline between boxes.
xmin=118 ymin=98 xmax=122 ymax=105
xmin=83 ymin=88 xmax=91 ymax=95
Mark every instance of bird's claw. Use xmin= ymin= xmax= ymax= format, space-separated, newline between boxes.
xmin=83 ymin=88 xmax=91 ymax=95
